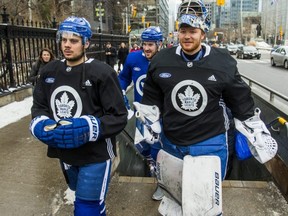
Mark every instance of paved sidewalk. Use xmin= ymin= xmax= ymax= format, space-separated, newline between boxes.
xmin=0 ymin=115 xmax=287 ymax=216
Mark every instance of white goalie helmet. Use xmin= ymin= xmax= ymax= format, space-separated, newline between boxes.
xmin=177 ymin=0 xmax=211 ymax=33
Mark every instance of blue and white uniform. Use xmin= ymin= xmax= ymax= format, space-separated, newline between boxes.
xmin=118 ymin=50 xmax=149 ymax=103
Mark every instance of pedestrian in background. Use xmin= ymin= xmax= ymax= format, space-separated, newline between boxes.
xmin=130 ymin=43 xmax=140 ymax=52
xmin=117 ymin=42 xmax=129 ymax=74
xmin=28 ymin=48 xmax=55 ymax=86
xmin=105 ymin=42 xmax=117 ymax=69
xmin=29 ymin=16 xmax=127 ymax=216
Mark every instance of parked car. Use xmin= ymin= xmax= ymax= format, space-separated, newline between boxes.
xmin=270 ymin=45 xmax=280 ymax=54
xmin=236 ymin=46 xmax=261 ymax=59
xmin=226 ymin=45 xmax=238 ymax=55
xmin=270 ymin=46 xmax=288 ymax=69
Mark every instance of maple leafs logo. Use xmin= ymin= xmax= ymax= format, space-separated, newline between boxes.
xmin=178 ymin=86 xmax=200 ymax=111
xmin=55 ymin=92 xmax=75 ymax=118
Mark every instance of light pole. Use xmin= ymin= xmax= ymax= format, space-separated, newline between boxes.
xmin=240 ymin=0 xmax=243 ymax=43
xmin=117 ymin=0 xmax=130 ymax=34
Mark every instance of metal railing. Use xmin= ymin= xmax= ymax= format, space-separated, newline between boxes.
xmin=241 ymin=74 xmax=288 ymax=102
xmin=0 ymin=8 xmax=129 ymax=96
xmin=241 ymin=74 xmax=288 ymax=117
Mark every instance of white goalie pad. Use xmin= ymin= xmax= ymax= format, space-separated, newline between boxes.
xmin=182 ymin=155 xmax=222 ymax=216
xmin=156 ymin=150 xmax=222 ymax=216
xmin=133 ymin=102 xmax=161 ymax=144
xmin=158 ymin=196 xmax=182 ymax=216
xmin=234 ymin=108 xmax=278 ymax=164
xmin=157 ymin=149 xmax=183 ymax=204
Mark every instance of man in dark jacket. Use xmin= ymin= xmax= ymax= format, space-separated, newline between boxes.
xmin=105 ymin=42 xmax=117 ymax=69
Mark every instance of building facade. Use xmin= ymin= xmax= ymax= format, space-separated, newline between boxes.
xmin=261 ymin=0 xmax=288 ymax=45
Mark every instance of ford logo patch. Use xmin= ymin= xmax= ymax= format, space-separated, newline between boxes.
xmin=159 ymin=73 xmax=171 ymax=78
xmin=133 ymin=67 xmax=141 ymax=72
xmin=45 ymin=77 xmax=55 ymax=83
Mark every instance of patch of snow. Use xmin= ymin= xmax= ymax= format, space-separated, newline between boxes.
xmin=0 ymin=96 xmax=33 ymax=129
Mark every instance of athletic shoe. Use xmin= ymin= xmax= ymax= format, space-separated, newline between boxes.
xmin=152 ymin=185 xmax=164 ymax=201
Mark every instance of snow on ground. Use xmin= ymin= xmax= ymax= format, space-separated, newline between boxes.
xmin=0 ymin=96 xmax=33 ymax=129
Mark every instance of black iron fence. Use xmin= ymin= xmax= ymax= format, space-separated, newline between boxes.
xmin=0 ymin=8 xmax=129 ymax=96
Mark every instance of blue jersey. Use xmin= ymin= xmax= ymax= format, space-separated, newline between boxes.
xmin=118 ymin=50 xmax=149 ymax=102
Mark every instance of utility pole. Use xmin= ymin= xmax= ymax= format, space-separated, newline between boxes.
xmin=240 ymin=0 xmax=243 ymax=44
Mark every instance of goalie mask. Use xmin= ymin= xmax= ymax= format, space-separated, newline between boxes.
xmin=177 ymin=0 xmax=211 ymax=33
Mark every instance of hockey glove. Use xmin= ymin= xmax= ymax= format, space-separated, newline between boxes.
xmin=234 ymin=108 xmax=278 ymax=164
xmin=133 ymin=102 xmax=161 ymax=145
xmin=122 ymin=90 xmax=134 ymax=120
xmin=30 ymin=116 xmax=57 ymax=147
xmin=54 ymin=115 xmax=100 ymax=149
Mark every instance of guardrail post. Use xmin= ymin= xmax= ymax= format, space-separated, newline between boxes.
xmin=270 ymin=93 xmax=275 ymax=102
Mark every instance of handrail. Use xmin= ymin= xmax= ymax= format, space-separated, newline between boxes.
xmin=241 ymin=74 xmax=288 ymax=103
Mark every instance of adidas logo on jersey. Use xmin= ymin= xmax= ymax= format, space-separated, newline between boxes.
xmin=84 ymin=80 xmax=92 ymax=86
xmin=208 ymin=75 xmax=217 ymax=81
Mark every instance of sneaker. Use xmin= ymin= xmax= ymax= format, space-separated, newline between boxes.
xmin=152 ymin=185 xmax=164 ymax=201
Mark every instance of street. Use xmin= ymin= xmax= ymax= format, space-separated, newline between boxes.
xmin=235 ymin=50 xmax=288 ymax=96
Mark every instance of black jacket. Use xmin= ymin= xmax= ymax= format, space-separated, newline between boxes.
xmin=105 ymin=46 xmax=117 ymax=67
xmin=28 ymin=60 xmax=47 ymax=85
xmin=117 ymin=47 xmax=129 ymax=64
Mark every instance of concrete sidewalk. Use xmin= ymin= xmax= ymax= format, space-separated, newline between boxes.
xmin=0 ymin=115 xmax=287 ymax=216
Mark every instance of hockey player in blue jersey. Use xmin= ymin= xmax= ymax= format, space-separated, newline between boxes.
xmin=118 ymin=26 xmax=164 ymax=200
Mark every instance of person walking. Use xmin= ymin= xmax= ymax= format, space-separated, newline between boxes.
xmin=29 ymin=16 xmax=127 ymax=216
xmin=117 ymin=42 xmax=129 ymax=74
xmin=28 ymin=48 xmax=55 ymax=86
xmin=105 ymin=42 xmax=117 ymax=69
xmin=118 ymin=26 xmax=164 ymax=201
xmin=135 ymin=0 xmax=276 ymax=207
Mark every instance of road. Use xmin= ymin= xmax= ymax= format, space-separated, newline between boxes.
xmin=235 ymin=50 xmax=288 ymax=96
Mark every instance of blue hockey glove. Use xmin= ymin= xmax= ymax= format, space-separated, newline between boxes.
xmin=122 ymin=90 xmax=134 ymax=120
xmin=53 ymin=115 xmax=101 ymax=149
xmin=30 ymin=116 xmax=57 ymax=147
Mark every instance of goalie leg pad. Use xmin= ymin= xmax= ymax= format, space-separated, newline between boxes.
xmin=182 ymin=155 xmax=222 ymax=216
xmin=160 ymin=133 xmax=228 ymax=180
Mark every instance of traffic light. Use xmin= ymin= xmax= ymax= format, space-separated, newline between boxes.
xmin=142 ymin=15 xmax=145 ymax=23
xmin=146 ymin=22 xmax=151 ymax=28
xmin=279 ymin=26 xmax=283 ymax=37
xmin=131 ymin=5 xmax=137 ymax=18
xmin=216 ymin=0 xmax=225 ymax=6
xmin=128 ymin=25 xmax=131 ymax=33
xmin=175 ymin=20 xmax=179 ymax=30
